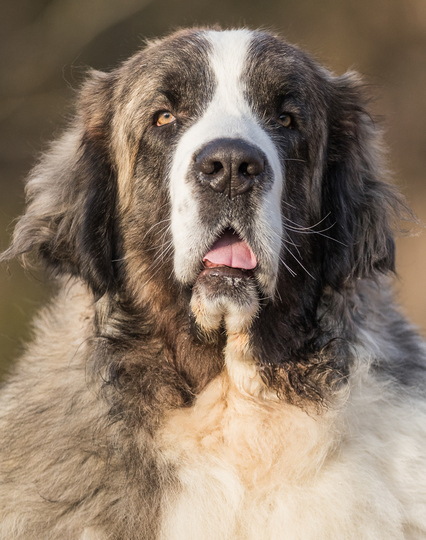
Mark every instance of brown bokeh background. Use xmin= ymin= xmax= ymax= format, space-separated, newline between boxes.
xmin=1 ymin=0 xmax=426 ymax=378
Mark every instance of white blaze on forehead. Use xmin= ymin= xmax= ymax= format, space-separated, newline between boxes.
xmin=204 ymin=30 xmax=254 ymax=135
xmin=170 ymin=30 xmax=284 ymax=291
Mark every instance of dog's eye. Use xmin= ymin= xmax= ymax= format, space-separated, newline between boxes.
xmin=277 ymin=113 xmax=292 ymax=128
xmin=156 ymin=111 xmax=176 ymax=127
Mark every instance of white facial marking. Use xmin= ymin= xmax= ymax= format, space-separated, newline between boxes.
xmin=170 ymin=30 xmax=284 ymax=295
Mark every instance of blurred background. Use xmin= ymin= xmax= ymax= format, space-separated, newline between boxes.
xmin=1 ymin=0 xmax=426 ymax=378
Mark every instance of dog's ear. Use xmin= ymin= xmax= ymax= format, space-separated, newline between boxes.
xmin=2 ymin=71 xmax=117 ymax=297
xmin=321 ymin=72 xmax=408 ymax=289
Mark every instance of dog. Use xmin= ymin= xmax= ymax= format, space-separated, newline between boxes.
xmin=1 ymin=27 xmax=426 ymax=539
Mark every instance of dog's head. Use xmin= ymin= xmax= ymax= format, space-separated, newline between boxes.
xmin=3 ymin=28 xmax=406 ymax=400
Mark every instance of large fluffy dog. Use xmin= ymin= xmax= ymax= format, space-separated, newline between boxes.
xmin=1 ymin=27 xmax=426 ymax=539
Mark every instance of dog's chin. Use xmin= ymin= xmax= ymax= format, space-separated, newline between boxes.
xmin=190 ymin=265 xmax=260 ymax=338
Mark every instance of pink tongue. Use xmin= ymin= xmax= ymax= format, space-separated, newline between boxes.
xmin=203 ymin=231 xmax=257 ymax=270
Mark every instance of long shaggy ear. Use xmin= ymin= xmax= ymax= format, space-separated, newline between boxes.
xmin=1 ymin=71 xmax=118 ymax=297
xmin=321 ymin=72 xmax=409 ymax=289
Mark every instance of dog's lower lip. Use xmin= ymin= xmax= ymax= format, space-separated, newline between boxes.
xmin=203 ymin=259 xmax=256 ymax=270
xmin=199 ymin=265 xmax=254 ymax=279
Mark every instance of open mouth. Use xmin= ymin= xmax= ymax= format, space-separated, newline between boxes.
xmin=201 ymin=228 xmax=257 ymax=278
xmin=191 ymin=228 xmax=261 ymax=335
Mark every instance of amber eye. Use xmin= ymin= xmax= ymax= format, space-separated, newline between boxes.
xmin=156 ymin=111 xmax=176 ymax=126
xmin=278 ymin=113 xmax=292 ymax=128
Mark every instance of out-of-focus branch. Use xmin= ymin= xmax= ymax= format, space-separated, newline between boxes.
xmin=0 ymin=0 xmax=155 ymax=97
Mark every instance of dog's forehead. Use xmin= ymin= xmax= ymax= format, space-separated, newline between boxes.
xmin=137 ymin=29 xmax=313 ymax=97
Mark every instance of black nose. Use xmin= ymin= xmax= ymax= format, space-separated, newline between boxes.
xmin=193 ymin=139 xmax=265 ymax=199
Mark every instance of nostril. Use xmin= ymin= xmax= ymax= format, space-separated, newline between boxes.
xmin=238 ymin=159 xmax=264 ymax=177
xmin=212 ymin=161 xmax=223 ymax=175
xmin=238 ymin=161 xmax=265 ymax=176
xmin=195 ymin=157 xmax=224 ymax=176
xmin=239 ymin=162 xmax=249 ymax=176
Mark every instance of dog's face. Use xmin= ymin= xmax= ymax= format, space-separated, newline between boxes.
xmin=110 ymin=29 xmax=396 ymax=335
xmin=5 ymin=28 xmax=402 ymax=399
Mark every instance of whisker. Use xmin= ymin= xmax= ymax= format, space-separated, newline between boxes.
xmin=138 ymin=244 xmax=175 ymax=289
xmin=142 ymin=240 xmax=173 ymax=253
xmin=282 ymin=200 xmax=298 ymax=209
xmin=282 ymin=213 xmax=348 ymax=246
xmin=110 ymin=235 xmax=173 ymax=262
xmin=282 ymin=245 xmax=315 ymax=279
xmin=279 ymin=256 xmax=297 ymax=277
xmin=285 ymin=226 xmax=348 ymax=246
xmin=283 ymin=236 xmax=302 ymax=258
xmin=283 ymin=212 xmax=331 ymax=231
xmin=274 ymin=288 xmax=283 ymax=303
xmin=296 ymin=230 xmax=348 ymax=246
xmin=140 ymin=218 xmax=171 ymax=243
xmin=284 ymin=221 xmax=335 ymax=234
xmin=150 ymin=243 xmax=174 ymax=270
xmin=159 ymin=225 xmax=172 ymax=263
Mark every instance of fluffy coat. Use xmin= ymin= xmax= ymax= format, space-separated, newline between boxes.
xmin=1 ymin=28 xmax=426 ymax=539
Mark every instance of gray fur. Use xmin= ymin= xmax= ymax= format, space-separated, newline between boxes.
xmin=1 ymin=28 xmax=426 ymax=539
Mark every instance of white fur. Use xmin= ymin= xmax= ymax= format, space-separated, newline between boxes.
xmin=190 ymin=282 xmax=260 ymax=336
xmin=170 ymin=30 xmax=284 ymax=296
xmin=81 ymin=528 xmax=104 ymax=540
xmin=157 ymin=357 xmax=426 ymax=539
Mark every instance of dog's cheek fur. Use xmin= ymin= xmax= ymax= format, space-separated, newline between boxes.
xmin=1 ymin=71 xmax=118 ymax=298
xmin=240 ymin=71 xmax=408 ymax=405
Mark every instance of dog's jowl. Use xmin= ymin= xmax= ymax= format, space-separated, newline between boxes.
xmin=1 ymin=28 xmax=426 ymax=540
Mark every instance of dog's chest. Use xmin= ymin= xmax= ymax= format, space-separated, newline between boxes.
xmin=156 ymin=374 xmax=335 ymax=539
xmin=158 ymin=372 xmax=333 ymax=480
xmin=155 ymin=372 xmax=412 ymax=540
